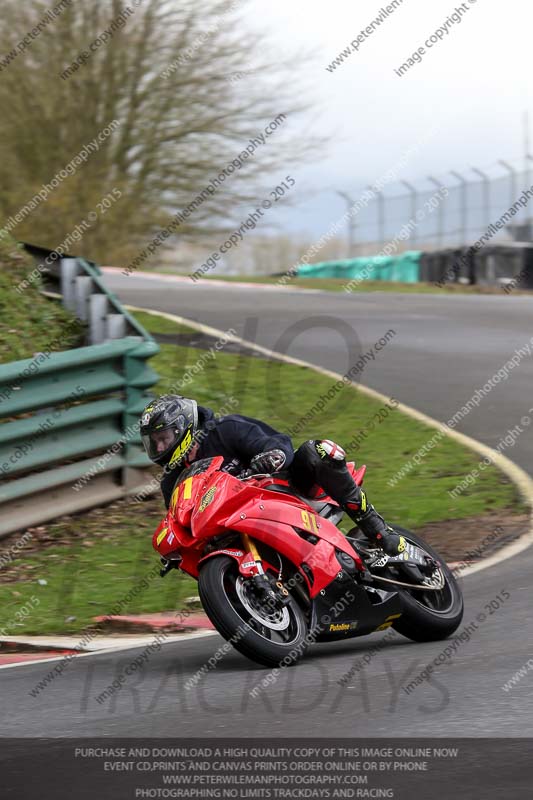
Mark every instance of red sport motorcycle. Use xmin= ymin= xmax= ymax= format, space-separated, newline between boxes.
xmin=153 ymin=456 xmax=463 ymax=667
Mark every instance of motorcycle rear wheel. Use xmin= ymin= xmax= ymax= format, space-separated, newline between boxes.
xmin=390 ymin=526 xmax=464 ymax=642
xmin=198 ymin=556 xmax=309 ymax=668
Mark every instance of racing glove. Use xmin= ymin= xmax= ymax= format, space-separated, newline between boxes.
xmin=249 ymin=449 xmax=287 ymax=475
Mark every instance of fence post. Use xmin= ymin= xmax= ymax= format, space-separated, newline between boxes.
xmin=428 ymin=176 xmax=446 ymax=248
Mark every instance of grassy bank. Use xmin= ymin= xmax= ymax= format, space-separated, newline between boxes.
xmin=0 ymin=308 xmax=524 ymax=635
xmin=0 ymin=237 xmax=83 ymax=363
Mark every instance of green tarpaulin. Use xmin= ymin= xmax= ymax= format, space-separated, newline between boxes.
xmin=297 ymin=251 xmax=421 ymax=283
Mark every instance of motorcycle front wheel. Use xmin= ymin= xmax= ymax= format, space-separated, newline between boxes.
xmin=198 ymin=556 xmax=309 ymax=667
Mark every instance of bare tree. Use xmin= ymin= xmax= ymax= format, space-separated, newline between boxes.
xmin=0 ymin=0 xmax=316 ymax=265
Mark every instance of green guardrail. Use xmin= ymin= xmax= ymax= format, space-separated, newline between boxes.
xmin=0 ymin=255 xmax=160 ymax=537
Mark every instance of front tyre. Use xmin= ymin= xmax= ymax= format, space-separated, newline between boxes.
xmin=391 ymin=526 xmax=464 ymax=642
xmin=198 ymin=556 xmax=309 ymax=667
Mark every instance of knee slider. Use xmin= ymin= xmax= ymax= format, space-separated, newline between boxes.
xmin=315 ymin=439 xmax=346 ymax=462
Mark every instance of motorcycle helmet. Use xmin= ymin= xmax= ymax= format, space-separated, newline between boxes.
xmin=140 ymin=395 xmax=198 ymax=467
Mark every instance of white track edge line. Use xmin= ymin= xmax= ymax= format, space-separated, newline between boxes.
xmin=0 ymin=631 xmax=217 ymax=671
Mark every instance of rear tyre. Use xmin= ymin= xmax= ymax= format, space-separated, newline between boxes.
xmin=198 ymin=556 xmax=309 ymax=667
xmin=391 ymin=526 xmax=463 ymax=642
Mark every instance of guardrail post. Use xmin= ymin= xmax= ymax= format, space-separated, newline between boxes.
xmin=89 ymin=294 xmax=110 ymax=345
xmin=75 ymin=275 xmax=93 ymax=321
xmin=107 ymin=314 xmax=127 ymax=340
xmin=60 ymin=258 xmax=82 ymax=312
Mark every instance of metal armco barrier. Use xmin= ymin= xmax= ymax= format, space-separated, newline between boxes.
xmin=0 ymin=253 xmax=160 ymax=537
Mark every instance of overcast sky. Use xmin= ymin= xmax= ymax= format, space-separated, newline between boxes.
xmin=240 ymin=0 xmax=532 ymax=239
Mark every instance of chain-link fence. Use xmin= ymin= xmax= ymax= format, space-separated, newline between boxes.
xmin=343 ymin=158 xmax=533 ymax=255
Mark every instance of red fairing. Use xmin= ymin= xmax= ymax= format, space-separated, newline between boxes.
xmin=152 ymin=456 xmax=365 ymax=592
xmin=223 ymin=492 xmax=365 ymax=597
xmin=348 ymin=462 xmax=366 ymax=486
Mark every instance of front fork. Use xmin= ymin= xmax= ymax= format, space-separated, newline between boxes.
xmin=241 ymin=533 xmax=265 ymax=575
xmin=241 ymin=533 xmax=289 ymax=603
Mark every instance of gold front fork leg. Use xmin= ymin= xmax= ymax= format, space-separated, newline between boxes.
xmin=241 ymin=534 xmax=264 ymax=573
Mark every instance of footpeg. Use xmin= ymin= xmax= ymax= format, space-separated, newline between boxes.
xmin=159 ymin=557 xmax=180 ymax=577
xmin=369 ymin=553 xmax=390 ymax=569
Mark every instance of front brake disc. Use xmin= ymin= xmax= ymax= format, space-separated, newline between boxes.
xmin=235 ymin=577 xmax=290 ymax=631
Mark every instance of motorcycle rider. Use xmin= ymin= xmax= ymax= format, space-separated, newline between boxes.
xmin=140 ymin=394 xmax=405 ymax=555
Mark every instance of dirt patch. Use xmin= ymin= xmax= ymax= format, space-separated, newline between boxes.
xmin=0 ymin=496 xmax=163 ymax=585
xmin=414 ymin=510 xmax=530 ymax=564
xmin=153 ymin=331 xmax=272 ymax=359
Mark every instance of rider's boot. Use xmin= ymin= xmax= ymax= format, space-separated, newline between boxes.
xmin=342 ymin=488 xmax=406 ymax=556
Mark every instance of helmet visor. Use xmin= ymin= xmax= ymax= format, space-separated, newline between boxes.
xmin=142 ymin=425 xmax=179 ymax=462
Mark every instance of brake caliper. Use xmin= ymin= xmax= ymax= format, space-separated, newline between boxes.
xmin=251 ymin=574 xmax=290 ymax=607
